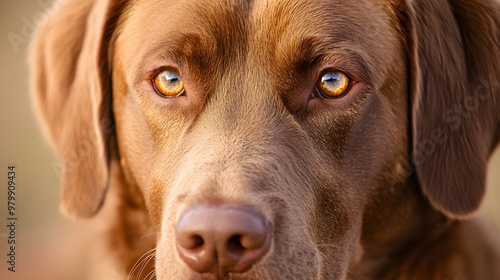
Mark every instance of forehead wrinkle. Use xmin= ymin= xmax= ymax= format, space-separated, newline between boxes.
xmin=117 ymin=0 xmax=256 ymax=92
xmin=249 ymin=0 xmax=399 ymax=88
xmin=275 ymin=36 xmax=373 ymax=81
xmin=137 ymin=34 xmax=217 ymax=72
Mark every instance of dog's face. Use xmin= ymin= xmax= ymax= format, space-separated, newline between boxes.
xmin=31 ymin=0 xmax=500 ymax=279
xmin=111 ymin=0 xmax=407 ymax=278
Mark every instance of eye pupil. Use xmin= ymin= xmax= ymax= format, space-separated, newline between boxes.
xmin=317 ymin=70 xmax=351 ymax=98
xmin=153 ymin=69 xmax=185 ymax=98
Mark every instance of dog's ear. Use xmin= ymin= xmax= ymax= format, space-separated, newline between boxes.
xmin=30 ymin=0 xmax=126 ymax=219
xmin=391 ymin=0 xmax=500 ymax=218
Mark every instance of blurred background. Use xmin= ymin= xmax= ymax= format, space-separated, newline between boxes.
xmin=0 ymin=0 xmax=499 ymax=278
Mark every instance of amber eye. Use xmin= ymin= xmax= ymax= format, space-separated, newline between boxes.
xmin=316 ymin=70 xmax=351 ymax=98
xmin=152 ymin=69 xmax=185 ymax=98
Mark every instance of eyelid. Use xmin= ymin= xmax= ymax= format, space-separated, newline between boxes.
xmin=142 ymin=59 xmax=184 ymax=81
xmin=317 ymin=49 xmax=372 ymax=82
xmin=150 ymin=66 xmax=181 ymax=79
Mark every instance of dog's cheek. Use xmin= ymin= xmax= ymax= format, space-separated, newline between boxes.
xmin=300 ymin=88 xmax=408 ymax=275
xmin=112 ymin=83 xmax=190 ymax=227
xmin=112 ymin=64 xmax=152 ymax=187
xmin=345 ymin=97 xmax=393 ymax=182
xmin=344 ymin=84 xmax=408 ymax=187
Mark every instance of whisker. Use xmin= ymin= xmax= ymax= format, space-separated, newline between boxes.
xmin=127 ymin=248 xmax=156 ymax=280
xmin=347 ymin=269 xmax=360 ymax=278
xmin=140 ymin=232 xmax=158 ymax=240
xmin=316 ymin=245 xmax=360 ymax=279
xmin=316 ymin=243 xmax=342 ymax=249
xmin=144 ymin=269 xmax=157 ymax=280
xmin=137 ymin=251 xmax=156 ymax=280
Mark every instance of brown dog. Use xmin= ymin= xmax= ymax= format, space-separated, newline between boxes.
xmin=30 ymin=0 xmax=500 ymax=279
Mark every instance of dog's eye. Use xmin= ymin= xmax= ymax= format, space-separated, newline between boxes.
xmin=316 ymin=70 xmax=351 ymax=98
xmin=152 ymin=69 xmax=185 ymax=98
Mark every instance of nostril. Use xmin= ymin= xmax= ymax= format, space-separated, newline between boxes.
xmin=192 ymin=235 xmax=204 ymax=248
xmin=176 ymin=231 xmax=215 ymax=274
xmin=227 ymin=231 xmax=268 ymax=254
xmin=240 ymin=231 xmax=269 ymax=249
xmin=227 ymin=235 xmax=245 ymax=253
xmin=177 ymin=232 xmax=205 ymax=250
xmin=187 ymin=234 xmax=204 ymax=249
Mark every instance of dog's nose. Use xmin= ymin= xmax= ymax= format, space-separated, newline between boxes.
xmin=175 ymin=205 xmax=271 ymax=275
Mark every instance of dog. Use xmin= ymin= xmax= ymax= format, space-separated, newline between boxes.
xmin=29 ymin=0 xmax=500 ymax=279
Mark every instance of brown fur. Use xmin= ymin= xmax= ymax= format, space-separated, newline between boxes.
xmin=30 ymin=0 xmax=500 ymax=279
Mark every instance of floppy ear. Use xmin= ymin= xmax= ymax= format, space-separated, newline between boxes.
xmin=30 ymin=0 xmax=126 ymax=219
xmin=392 ymin=0 xmax=500 ymax=218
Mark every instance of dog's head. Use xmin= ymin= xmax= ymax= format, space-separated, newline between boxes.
xmin=31 ymin=0 xmax=500 ymax=279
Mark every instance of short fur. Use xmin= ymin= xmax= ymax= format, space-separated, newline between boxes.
xmin=30 ymin=0 xmax=500 ymax=279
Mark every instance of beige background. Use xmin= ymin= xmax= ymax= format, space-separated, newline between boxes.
xmin=0 ymin=0 xmax=499 ymax=274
